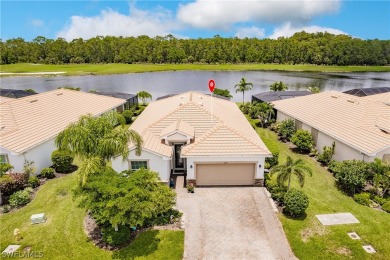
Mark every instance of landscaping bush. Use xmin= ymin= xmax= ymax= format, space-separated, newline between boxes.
xmin=101 ymin=225 xmax=131 ymax=246
xmin=0 ymin=163 xmax=13 ymax=176
xmin=134 ymin=106 xmax=145 ymax=116
xmin=283 ymin=189 xmax=309 ymax=217
xmin=327 ymin=160 xmax=341 ymax=174
xmin=382 ymin=201 xmax=390 ymax=213
xmin=0 ymin=173 xmax=29 ymax=196
xmin=265 ymin=152 xmax=279 ymax=169
xmin=370 ymin=195 xmax=386 ymax=206
xmin=317 ymin=142 xmax=335 ymax=166
xmin=266 ymin=178 xmax=287 ymax=205
xmin=9 ymin=190 xmax=30 ymax=207
xmin=334 ymin=160 xmax=368 ymax=195
xmin=122 ymin=110 xmax=133 ymax=124
xmin=40 ymin=168 xmax=55 ymax=179
xmin=143 ymin=208 xmax=182 ymax=227
xmin=51 ymin=150 xmax=74 ymax=173
xmin=278 ymin=119 xmax=295 ymax=141
xmin=0 ymin=204 xmax=11 ymax=213
xmin=269 ymin=121 xmax=281 ymax=132
xmin=291 ymin=130 xmax=314 ymax=152
xmin=239 ymin=103 xmax=251 ymax=114
xmin=353 ymin=192 xmax=371 ymax=206
xmin=28 ymin=176 xmax=40 ymax=188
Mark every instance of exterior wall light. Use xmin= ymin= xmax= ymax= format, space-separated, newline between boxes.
xmin=190 ymin=165 xmax=193 ymax=168
xmin=259 ymin=164 xmax=262 ymax=168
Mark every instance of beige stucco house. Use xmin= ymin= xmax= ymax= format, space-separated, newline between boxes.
xmin=0 ymin=89 xmax=126 ymax=173
xmin=272 ymin=91 xmax=390 ymax=162
xmin=112 ymin=91 xmax=271 ymax=186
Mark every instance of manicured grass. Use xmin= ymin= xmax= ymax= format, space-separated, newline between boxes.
xmin=0 ymin=173 xmax=184 ymax=259
xmin=249 ymin=117 xmax=390 ymax=259
xmin=1 ymin=63 xmax=389 ymax=76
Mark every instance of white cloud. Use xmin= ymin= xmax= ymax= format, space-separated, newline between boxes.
xmin=177 ymin=0 xmax=340 ymax=30
xmin=235 ymin=26 xmax=265 ymax=38
xmin=31 ymin=19 xmax=44 ymax=27
xmin=269 ymin=22 xmax=347 ymax=38
xmin=57 ymin=5 xmax=180 ymax=40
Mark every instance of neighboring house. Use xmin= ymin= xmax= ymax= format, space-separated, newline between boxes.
xmin=93 ymin=91 xmax=138 ymax=110
xmin=0 ymin=89 xmax=126 ymax=173
xmin=343 ymin=87 xmax=390 ymax=97
xmin=112 ymin=92 xmax=271 ymax=186
xmin=252 ymin=90 xmax=312 ymax=103
xmin=0 ymin=96 xmax=14 ymax=103
xmin=0 ymin=89 xmax=37 ymax=99
xmin=157 ymin=93 xmax=231 ymax=101
xmin=272 ymin=91 xmax=390 ymax=162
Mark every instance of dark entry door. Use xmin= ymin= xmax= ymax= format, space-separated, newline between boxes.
xmin=174 ymin=144 xmax=184 ymax=169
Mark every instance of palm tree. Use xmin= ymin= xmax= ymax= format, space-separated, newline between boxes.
xmin=257 ymin=102 xmax=275 ymax=127
xmin=137 ymin=91 xmax=152 ymax=105
xmin=235 ymin=77 xmax=253 ymax=104
xmin=55 ymin=111 xmax=143 ymax=186
xmin=269 ymin=81 xmax=288 ymax=91
xmin=270 ymin=156 xmax=313 ymax=190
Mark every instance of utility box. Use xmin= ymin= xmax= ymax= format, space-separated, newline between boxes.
xmin=31 ymin=213 xmax=46 ymax=224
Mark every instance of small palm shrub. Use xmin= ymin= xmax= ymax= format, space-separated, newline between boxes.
xmin=239 ymin=102 xmax=251 ymax=114
xmin=353 ymin=192 xmax=371 ymax=206
xmin=291 ymin=130 xmax=314 ymax=152
xmin=9 ymin=190 xmax=30 ymax=207
xmin=102 ymin=225 xmax=131 ymax=246
xmin=40 ymin=168 xmax=55 ymax=179
xmin=122 ymin=110 xmax=133 ymax=124
xmin=317 ymin=142 xmax=335 ymax=166
xmin=283 ymin=189 xmax=309 ymax=217
xmin=51 ymin=150 xmax=74 ymax=173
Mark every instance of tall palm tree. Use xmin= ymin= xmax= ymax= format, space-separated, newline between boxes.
xmin=269 ymin=81 xmax=288 ymax=91
xmin=235 ymin=77 xmax=253 ymax=104
xmin=270 ymin=156 xmax=313 ymax=190
xmin=56 ymin=111 xmax=143 ymax=186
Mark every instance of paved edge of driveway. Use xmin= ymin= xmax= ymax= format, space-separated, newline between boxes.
xmin=253 ymin=188 xmax=297 ymax=260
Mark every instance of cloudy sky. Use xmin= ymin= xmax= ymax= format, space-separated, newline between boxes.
xmin=1 ymin=0 xmax=389 ymax=41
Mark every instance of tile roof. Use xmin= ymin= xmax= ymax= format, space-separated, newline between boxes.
xmin=0 ymin=89 xmax=126 ymax=154
xmin=129 ymin=91 xmax=271 ymax=157
xmin=160 ymin=119 xmax=195 ymax=138
xmin=252 ymin=90 xmax=313 ymax=102
xmin=272 ymin=91 xmax=390 ymax=156
xmin=0 ymin=96 xmax=15 ymax=103
xmin=363 ymin=92 xmax=390 ymax=105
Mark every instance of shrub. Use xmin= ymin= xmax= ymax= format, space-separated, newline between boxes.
xmin=291 ymin=130 xmax=314 ymax=152
xmin=28 ymin=176 xmax=40 ymax=188
xmin=269 ymin=122 xmax=281 ymax=132
xmin=239 ymin=103 xmax=251 ymax=114
xmin=0 ymin=204 xmax=11 ymax=213
xmin=0 ymin=173 xmax=29 ymax=196
xmin=278 ymin=119 xmax=295 ymax=141
xmin=40 ymin=168 xmax=55 ymax=179
xmin=122 ymin=110 xmax=133 ymax=124
xmin=143 ymin=208 xmax=182 ymax=227
xmin=327 ymin=160 xmax=341 ymax=174
xmin=0 ymin=163 xmax=13 ymax=176
xmin=265 ymin=152 xmax=279 ymax=169
xmin=266 ymin=178 xmax=287 ymax=205
xmin=23 ymin=161 xmax=36 ymax=176
xmin=353 ymin=192 xmax=370 ymax=206
xmin=101 ymin=225 xmax=131 ymax=246
xmin=283 ymin=189 xmax=309 ymax=217
xmin=9 ymin=190 xmax=30 ymax=207
xmin=371 ymin=195 xmax=386 ymax=206
xmin=317 ymin=142 xmax=335 ymax=166
xmin=382 ymin=201 xmax=390 ymax=213
xmin=134 ymin=106 xmax=145 ymax=116
xmin=334 ymin=160 xmax=368 ymax=195
xmin=51 ymin=150 xmax=74 ymax=173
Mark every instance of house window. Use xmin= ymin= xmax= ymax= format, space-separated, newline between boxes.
xmin=130 ymin=161 xmax=148 ymax=171
xmin=0 ymin=154 xmax=9 ymax=164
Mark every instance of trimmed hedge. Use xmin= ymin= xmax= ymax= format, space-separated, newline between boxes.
xmin=283 ymin=189 xmax=309 ymax=217
xmin=51 ymin=150 xmax=74 ymax=173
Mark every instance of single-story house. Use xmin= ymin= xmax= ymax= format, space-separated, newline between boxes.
xmin=112 ymin=91 xmax=271 ymax=186
xmin=252 ymin=90 xmax=313 ymax=103
xmin=272 ymin=91 xmax=390 ymax=162
xmin=343 ymin=87 xmax=390 ymax=97
xmin=93 ymin=91 xmax=138 ymax=110
xmin=0 ymin=89 xmax=127 ymax=173
xmin=157 ymin=93 xmax=231 ymax=101
xmin=0 ymin=88 xmax=38 ymax=99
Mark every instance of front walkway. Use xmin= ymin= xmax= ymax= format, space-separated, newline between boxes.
xmin=175 ymin=176 xmax=296 ymax=260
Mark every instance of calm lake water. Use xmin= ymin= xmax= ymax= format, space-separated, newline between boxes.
xmin=1 ymin=71 xmax=389 ymax=102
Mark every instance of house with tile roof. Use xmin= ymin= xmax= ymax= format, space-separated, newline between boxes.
xmin=112 ymin=91 xmax=271 ymax=186
xmin=0 ymin=89 xmax=126 ymax=173
xmin=272 ymin=91 xmax=390 ymax=163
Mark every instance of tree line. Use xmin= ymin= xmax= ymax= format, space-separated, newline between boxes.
xmin=1 ymin=32 xmax=389 ymax=66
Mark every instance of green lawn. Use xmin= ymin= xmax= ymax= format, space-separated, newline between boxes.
xmin=0 ymin=173 xmax=184 ymax=260
xmin=250 ymin=119 xmax=390 ymax=259
xmin=1 ymin=63 xmax=389 ymax=76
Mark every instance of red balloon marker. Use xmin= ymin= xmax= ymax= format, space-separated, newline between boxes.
xmin=208 ymin=79 xmax=215 ymax=93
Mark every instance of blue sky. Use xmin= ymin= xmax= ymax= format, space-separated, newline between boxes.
xmin=1 ymin=0 xmax=389 ymax=41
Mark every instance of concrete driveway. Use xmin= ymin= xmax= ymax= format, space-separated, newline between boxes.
xmin=176 ymin=182 xmax=296 ymax=260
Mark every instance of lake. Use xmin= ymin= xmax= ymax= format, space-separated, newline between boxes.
xmin=1 ymin=71 xmax=389 ymax=102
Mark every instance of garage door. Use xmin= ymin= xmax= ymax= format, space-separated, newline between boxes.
xmin=196 ymin=163 xmax=255 ymax=186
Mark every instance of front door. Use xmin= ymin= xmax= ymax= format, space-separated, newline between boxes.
xmin=174 ymin=144 xmax=184 ymax=169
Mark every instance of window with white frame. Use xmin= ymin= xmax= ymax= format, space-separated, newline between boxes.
xmin=130 ymin=161 xmax=148 ymax=171
xmin=0 ymin=154 xmax=9 ymax=164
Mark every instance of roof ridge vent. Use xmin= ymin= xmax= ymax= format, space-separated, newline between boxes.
xmin=56 ymin=93 xmax=63 ymax=96
xmin=331 ymin=94 xmax=339 ymax=98
xmin=347 ymin=99 xmax=358 ymax=104
xmin=29 ymin=99 xmax=38 ymax=103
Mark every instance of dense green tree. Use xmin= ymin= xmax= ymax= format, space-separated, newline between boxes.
xmin=55 ymin=112 xmax=143 ymax=186
xmin=213 ymin=88 xmax=233 ymax=98
xmin=270 ymin=156 xmax=313 ymax=190
xmin=235 ymin=77 xmax=253 ymax=104
xmin=269 ymin=81 xmax=288 ymax=91
xmin=137 ymin=91 xmax=152 ymax=105
xmin=334 ymin=160 xmax=368 ymax=195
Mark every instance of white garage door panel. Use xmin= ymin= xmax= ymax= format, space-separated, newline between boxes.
xmin=196 ymin=163 xmax=255 ymax=186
